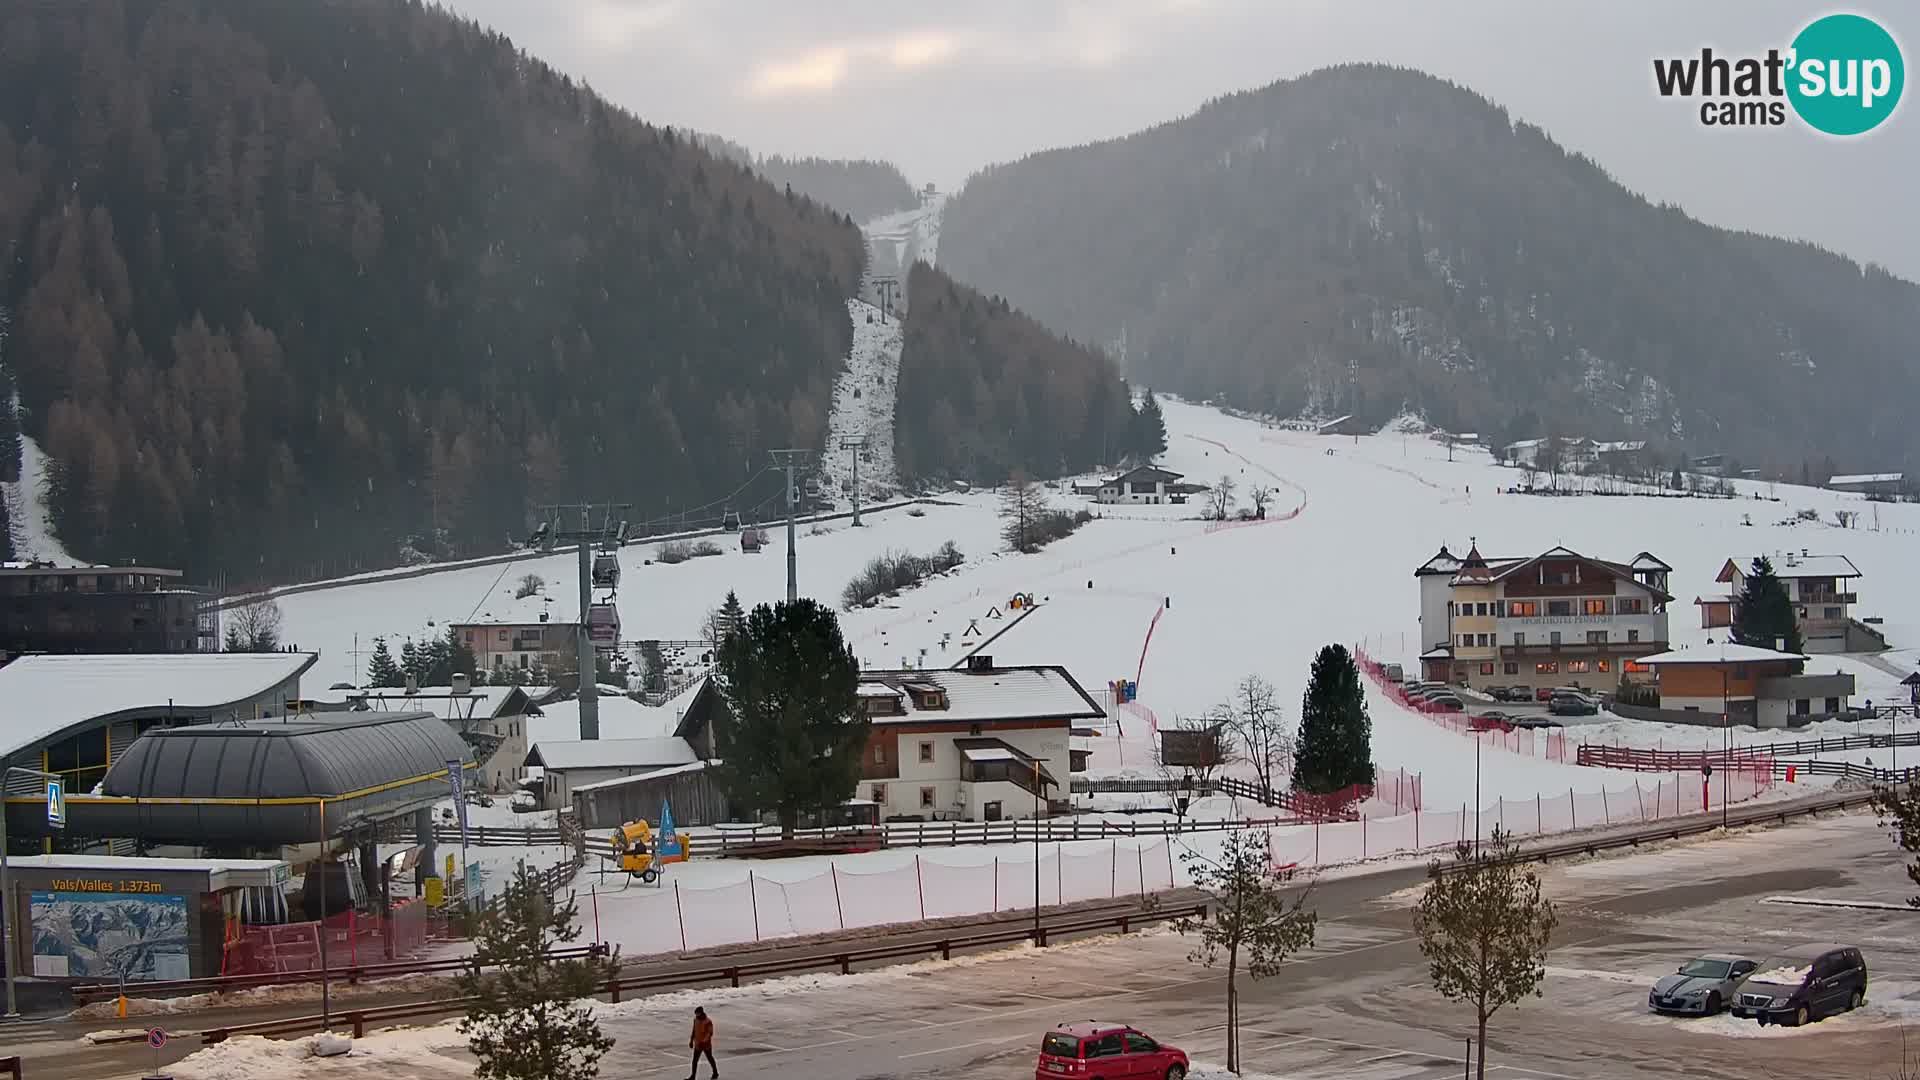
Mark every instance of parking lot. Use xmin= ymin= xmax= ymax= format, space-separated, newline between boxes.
xmin=152 ymin=808 xmax=1915 ymax=1080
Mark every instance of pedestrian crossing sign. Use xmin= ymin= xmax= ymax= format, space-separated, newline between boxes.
xmin=46 ymin=778 xmax=65 ymax=830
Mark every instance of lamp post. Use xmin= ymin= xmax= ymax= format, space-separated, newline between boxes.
xmin=1032 ymin=758 xmax=1043 ymax=946
xmin=1 ymin=765 xmax=61 ymax=1021
xmin=1721 ymin=663 xmax=1729 ymax=830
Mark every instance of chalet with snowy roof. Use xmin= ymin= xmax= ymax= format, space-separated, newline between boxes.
xmin=1826 ymin=472 xmax=1905 ymax=496
xmin=453 ymin=619 xmax=574 ymax=675
xmin=1414 ymin=543 xmax=1671 ymax=691
xmin=1698 ymin=552 xmax=1884 ymax=654
xmin=1096 ymin=465 xmax=1185 ymax=505
xmin=1635 ymin=642 xmax=1854 ymax=728
xmin=524 ymin=736 xmax=700 ymax=807
xmin=673 ymin=656 xmax=1104 ymax=822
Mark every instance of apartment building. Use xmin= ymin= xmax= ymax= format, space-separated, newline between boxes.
xmin=452 ymin=619 xmax=573 ymax=673
xmin=1415 ymin=543 xmax=1672 ymax=691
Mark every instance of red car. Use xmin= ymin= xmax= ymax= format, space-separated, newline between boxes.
xmin=1037 ymin=1022 xmax=1189 ymax=1079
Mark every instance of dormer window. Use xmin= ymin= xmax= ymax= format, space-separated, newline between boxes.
xmin=903 ymin=682 xmax=948 ymax=710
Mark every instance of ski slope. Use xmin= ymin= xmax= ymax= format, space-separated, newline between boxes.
xmin=278 ymin=398 xmax=1920 ymax=806
xmin=818 ymin=298 xmax=903 ymax=508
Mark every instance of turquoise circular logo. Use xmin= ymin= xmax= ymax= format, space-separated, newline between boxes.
xmin=1787 ymin=14 xmax=1904 ymax=135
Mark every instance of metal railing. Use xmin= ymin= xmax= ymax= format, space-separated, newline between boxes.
xmin=194 ymin=902 xmax=1207 ymax=1045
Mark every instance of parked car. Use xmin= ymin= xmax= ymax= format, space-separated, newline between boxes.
xmin=1510 ymin=716 xmax=1565 ymax=730
xmin=1732 ymin=944 xmax=1869 ymax=1027
xmin=1037 ymin=1022 xmax=1189 ymax=1079
xmin=1534 ymin=686 xmax=1558 ymax=702
xmin=1549 ymin=692 xmax=1600 ymax=716
xmin=1648 ymin=953 xmax=1760 ymax=1015
xmin=1427 ymin=698 xmax=1465 ymax=713
xmin=1490 ymin=685 xmax=1534 ymax=703
xmin=1470 ymin=714 xmax=1515 ymax=733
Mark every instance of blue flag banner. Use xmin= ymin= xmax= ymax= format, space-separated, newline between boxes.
xmin=657 ymin=799 xmax=682 ymax=858
xmin=447 ymin=759 xmax=470 ymax=848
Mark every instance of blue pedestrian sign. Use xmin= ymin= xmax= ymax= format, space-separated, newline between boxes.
xmin=46 ymin=778 xmax=65 ymax=830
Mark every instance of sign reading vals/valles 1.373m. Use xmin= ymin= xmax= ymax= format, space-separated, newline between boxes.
xmin=48 ymin=878 xmax=169 ymax=893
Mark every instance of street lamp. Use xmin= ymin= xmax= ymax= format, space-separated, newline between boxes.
xmin=1 ymin=765 xmax=61 ymax=1021
xmin=1032 ymin=758 xmax=1043 ymax=946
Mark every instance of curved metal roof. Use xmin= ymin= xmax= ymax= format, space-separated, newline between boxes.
xmin=61 ymin=711 xmax=476 ymax=844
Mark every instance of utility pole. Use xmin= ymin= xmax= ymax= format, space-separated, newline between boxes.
xmin=839 ymin=434 xmax=869 ymax=526
xmin=769 ymin=451 xmax=814 ymax=602
xmin=873 ymin=275 xmax=900 ymax=322
xmin=533 ymin=503 xmax=630 ymax=740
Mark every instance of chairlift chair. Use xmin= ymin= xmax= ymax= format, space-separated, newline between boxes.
xmin=721 ymin=508 xmax=742 ymax=531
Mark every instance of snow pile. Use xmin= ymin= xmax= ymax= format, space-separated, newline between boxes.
xmin=1188 ymin=1064 xmax=1290 ymax=1079
xmin=73 ymin=973 xmax=448 ymax=1020
xmin=171 ymin=1028 xmax=470 ymax=1080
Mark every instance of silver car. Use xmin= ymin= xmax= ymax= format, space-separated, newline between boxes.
xmin=1648 ymin=953 xmax=1759 ymax=1015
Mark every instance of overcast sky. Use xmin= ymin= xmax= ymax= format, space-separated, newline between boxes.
xmin=439 ymin=1 xmax=1918 ymax=281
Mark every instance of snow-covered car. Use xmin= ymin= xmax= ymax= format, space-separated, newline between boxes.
xmin=1734 ymin=944 xmax=1869 ymax=1026
xmin=1648 ymin=953 xmax=1759 ymax=1015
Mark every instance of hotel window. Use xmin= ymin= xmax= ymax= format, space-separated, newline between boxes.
xmin=1596 ymin=659 xmax=1612 ymax=673
xmin=1583 ymin=599 xmax=1609 ymax=616
xmin=1628 ymin=629 xmax=1640 ymax=643
xmin=1513 ymin=632 xmax=1526 ymax=646
xmin=1477 ymin=634 xmax=1490 ymax=647
xmin=1824 ymin=607 xmax=1841 ymax=619
xmin=1509 ymin=601 xmax=1538 ymax=617
xmin=918 ymin=741 xmax=935 ymax=764
xmin=1566 ymin=660 xmax=1590 ymax=674
xmin=1624 ymin=661 xmax=1649 ymax=674
xmin=1504 ymin=663 xmax=1520 ymax=675
xmin=498 ymin=629 xmax=509 ymax=641
xmin=1550 ymin=631 xmax=1562 ymax=646
xmin=1535 ymin=661 xmax=1559 ymax=674
xmin=1547 ymin=600 xmax=1572 ymax=617
xmin=1460 ymin=634 xmax=1472 ymax=647
xmin=1617 ymin=597 xmax=1645 ymax=614
xmin=1493 ymin=600 xmax=1506 ymax=617
xmin=1480 ymin=663 xmax=1495 ymax=675
xmin=1476 ymin=603 xmax=1489 ymax=616
xmin=1587 ymin=630 xmax=1608 ymax=644
xmin=871 ymin=783 xmax=886 ymax=803
xmin=920 ymin=786 xmax=937 ymax=809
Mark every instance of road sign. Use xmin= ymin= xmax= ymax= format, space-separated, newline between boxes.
xmin=46 ymin=778 xmax=65 ymax=829
xmin=147 ymin=1027 xmax=167 ymax=1049
xmin=464 ymin=861 xmax=482 ymax=910
xmin=424 ymin=876 xmax=445 ymax=908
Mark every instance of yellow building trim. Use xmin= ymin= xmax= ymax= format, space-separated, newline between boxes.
xmin=2 ymin=763 xmax=473 ymax=809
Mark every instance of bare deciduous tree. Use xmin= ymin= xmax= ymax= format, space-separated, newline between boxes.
xmin=222 ymin=596 xmax=284 ymax=652
xmin=1174 ymin=830 xmax=1317 ymax=1073
xmin=1214 ymin=674 xmax=1292 ymax=801
xmin=1248 ymin=485 xmax=1273 ymax=519
xmin=1412 ymin=828 xmax=1558 ymax=1080
xmin=513 ymin=573 xmax=545 ymax=599
xmin=1207 ymin=474 xmax=1237 ymax=521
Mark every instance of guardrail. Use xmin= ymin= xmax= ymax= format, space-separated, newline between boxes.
xmin=1438 ymin=790 xmax=1877 ymax=875
xmin=196 ymin=902 xmax=1207 ymax=1045
xmin=69 ymin=945 xmax=611 ymax=1006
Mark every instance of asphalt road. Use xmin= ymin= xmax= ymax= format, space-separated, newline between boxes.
xmin=20 ymin=803 xmax=1913 ymax=1079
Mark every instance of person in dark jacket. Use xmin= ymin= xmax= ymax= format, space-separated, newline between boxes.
xmin=687 ymin=1006 xmax=717 ymax=1079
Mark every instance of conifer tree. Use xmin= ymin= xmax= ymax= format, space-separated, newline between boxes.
xmin=711 ymin=599 xmax=866 ymax=838
xmin=1132 ymin=390 xmax=1168 ymax=460
xmin=1293 ymin=643 xmax=1375 ymax=793
xmin=1730 ymin=556 xmax=1804 ymax=657
xmin=456 ymin=863 xmax=618 ymax=1080
xmin=400 ymin=639 xmax=425 ymax=684
xmin=366 ymin=637 xmax=403 ymax=687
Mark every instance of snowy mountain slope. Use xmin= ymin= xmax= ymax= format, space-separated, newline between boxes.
xmin=278 ymin=398 xmax=1920 ymax=807
xmin=863 ymin=192 xmax=945 ymax=284
xmin=817 ymin=299 xmax=903 ymax=508
xmin=1 ymin=428 xmax=79 ymax=565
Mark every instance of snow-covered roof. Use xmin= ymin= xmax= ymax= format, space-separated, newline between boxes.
xmin=960 ymin=745 xmax=1016 ymax=762
xmin=0 ymin=652 xmax=318 ymax=759
xmin=1828 ymin=472 xmax=1903 ymax=486
xmin=1719 ymin=554 xmax=1861 ymax=581
xmin=859 ymin=665 xmax=1104 ymax=725
xmin=570 ymin=759 xmax=710 ymax=794
xmin=1414 ymin=545 xmax=1462 ymax=577
xmin=1630 ymin=552 xmax=1673 ymax=572
xmin=857 ymin=682 xmax=902 ymax=698
xmin=1593 ymin=440 xmax=1648 ymax=453
xmin=4 ymin=853 xmax=292 ymax=889
xmin=525 ymin=694 xmax=677 ymax=745
xmin=1635 ymin=643 xmax=1809 ymax=666
xmin=525 ymin=737 xmax=699 ymax=771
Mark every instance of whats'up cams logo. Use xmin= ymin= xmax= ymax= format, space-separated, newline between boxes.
xmin=1654 ymin=12 xmax=1904 ymax=134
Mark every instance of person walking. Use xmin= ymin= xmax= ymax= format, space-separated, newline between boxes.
xmin=687 ymin=1006 xmax=717 ymax=1080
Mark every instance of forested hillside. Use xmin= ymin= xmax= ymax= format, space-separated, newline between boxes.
xmin=894 ymin=263 xmax=1140 ymax=483
xmin=940 ymin=64 xmax=1920 ymax=471
xmin=695 ymin=135 xmax=918 ymax=225
xmin=0 ymin=0 xmax=865 ymax=581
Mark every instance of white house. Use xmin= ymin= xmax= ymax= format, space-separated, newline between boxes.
xmin=1096 ymin=465 xmax=1185 ymax=505
xmin=853 ymin=657 xmax=1104 ymax=821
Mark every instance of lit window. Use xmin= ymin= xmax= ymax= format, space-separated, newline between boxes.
xmin=1535 ymin=661 xmax=1559 ymax=674
xmin=1584 ymin=599 xmax=1609 ymax=616
xmin=1510 ymin=601 xmax=1538 ymax=617
xmin=1479 ymin=663 xmax=1495 ymax=675
xmin=1596 ymin=659 xmax=1611 ymax=673
xmin=1566 ymin=660 xmax=1590 ymax=674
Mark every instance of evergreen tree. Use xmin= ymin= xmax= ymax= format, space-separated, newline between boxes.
xmin=366 ymin=637 xmax=403 ymax=688
xmin=711 ymin=599 xmax=867 ymax=838
xmin=1730 ymin=556 xmax=1804 ymax=656
xmin=400 ymin=639 xmax=426 ymax=685
xmin=1293 ymin=643 xmax=1375 ymax=794
xmin=717 ymin=590 xmax=746 ymax=645
xmin=1132 ymin=390 xmax=1168 ymax=460
xmin=456 ymin=863 xmax=618 ymax=1080
xmin=424 ymin=625 xmax=478 ymax=685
